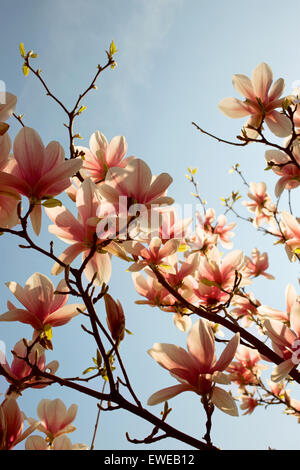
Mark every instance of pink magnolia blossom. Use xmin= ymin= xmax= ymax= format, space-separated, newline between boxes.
xmin=280 ymin=211 xmax=300 ymax=261
xmin=25 ymin=434 xmax=88 ymax=450
xmin=227 ymin=345 xmax=266 ymax=388
xmin=46 ymin=177 xmax=111 ymax=285
xmin=0 ymin=397 xmax=37 ymax=450
xmin=213 ymin=214 xmax=236 ymax=249
xmin=148 ymin=319 xmax=240 ymax=416
xmin=265 ymin=148 xmax=300 ymax=197
xmin=0 ymin=273 xmax=84 ymax=331
xmin=240 ymin=395 xmax=259 ymax=415
xmin=0 ymin=133 xmax=20 ymax=229
xmin=230 ymin=292 xmax=261 ymax=327
xmin=98 ymin=157 xmax=173 ymax=207
xmin=196 ymin=210 xmax=236 ymax=250
xmin=218 ymin=62 xmax=291 ymax=138
xmin=132 ymin=272 xmax=176 ymax=308
xmin=158 ymin=206 xmax=192 ymax=243
xmin=188 ymin=248 xmax=246 ymax=307
xmin=258 ymin=283 xmax=297 ymax=322
xmin=242 ymin=182 xmax=275 ymax=228
xmin=0 ymin=92 xmax=17 ymax=122
xmin=263 ymin=297 xmax=300 ymax=381
xmin=1 ymin=339 xmax=59 ymax=388
xmin=0 ymin=127 xmax=82 ymax=234
xmin=243 ymin=248 xmax=274 ymax=280
xmin=28 ymin=398 xmax=78 ymax=442
xmin=76 ymin=131 xmax=132 ymax=183
xmin=123 ymin=237 xmax=180 ymax=272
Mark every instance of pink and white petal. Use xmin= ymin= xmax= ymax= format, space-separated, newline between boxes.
xmin=25 ymin=435 xmax=48 ymax=450
xmin=159 ymin=239 xmax=180 ymax=259
xmin=252 ymin=62 xmax=273 ymax=100
xmin=13 ymin=127 xmax=45 ymax=185
xmin=264 ymin=319 xmax=296 ymax=348
xmin=46 ymin=303 xmax=85 ymax=327
xmin=173 ymin=313 xmax=192 ymax=333
xmin=43 ymin=141 xmax=65 ymax=173
xmin=46 ymin=205 xmax=85 ymax=242
xmin=0 ymin=308 xmax=40 ymax=328
xmin=6 ymin=280 xmax=33 ymax=311
xmin=51 ymin=243 xmax=85 ymax=275
xmin=0 ymin=92 xmax=17 ymax=122
xmin=257 ymin=305 xmax=287 ymax=321
xmin=36 ymin=159 xmax=82 ymax=198
xmin=52 ymin=435 xmax=73 ymax=450
xmin=107 ymin=135 xmax=127 ymax=165
xmin=187 ymin=319 xmax=216 ymax=371
xmin=275 ymin=177 xmax=288 ymax=198
xmin=290 ymin=298 xmax=300 ymax=338
xmin=30 ymin=204 xmax=42 ymax=236
xmin=44 ymin=399 xmax=67 ymax=435
xmin=268 ymin=78 xmax=285 ymax=102
xmin=97 ymin=183 xmax=121 ymax=204
xmin=286 ymin=284 xmax=297 ymax=314
xmin=265 ymin=111 xmax=292 ymax=137
xmin=83 ymin=251 xmax=112 ymax=285
xmin=148 ymin=343 xmax=197 ymax=372
xmin=126 ymin=159 xmax=152 ymax=201
xmin=265 ymin=149 xmax=288 ymax=165
xmin=147 ymin=173 xmax=173 ymax=202
xmin=271 ymin=358 xmax=295 ymax=382
xmin=232 ymin=74 xmax=255 ymax=100
xmin=25 ymin=272 xmax=54 ymax=315
xmin=211 ymin=386 xmax=239 ymax=416
xmin=281 ymin=211 xmax=300 ymax=237
xmin=0 ymin=133 xmax=11 ymax=169
xmin=213 ymin=333 xmax=240 ymax=372
xmin=218 ymin=97 xmax=251 ymax=118
xmin=89 ymin=131 xmax=108 ymax=156
xmin=60 ymin=404 xmax=78 ymax=430
xmin=147 ymin=384 xmax=194 ymax=406
xmin=76 ymin=178 xmax=101 ymax=225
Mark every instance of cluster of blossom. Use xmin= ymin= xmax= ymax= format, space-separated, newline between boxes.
xmin=0 ymin=59 xmax=299 ymax=450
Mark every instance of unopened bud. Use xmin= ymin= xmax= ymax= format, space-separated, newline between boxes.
xmin=104 ymin=294 xmax=125 ymax=342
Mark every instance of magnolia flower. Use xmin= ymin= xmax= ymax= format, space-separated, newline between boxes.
xmin=46 ymin=178 xmax=111 ymax=285
xmin=28 ymin=398 xmax=78 ymax=442
xmin=132 ymin=272 xmax=176 ymax=308
xmin=189 ymin=248 xmax=246 ymax=307
xmin=280 ymin=211 xmax=300 ymax=261
xmin=213 ymin=214 xmax=236 ymax=250
xmin=0 ymin=397 xmax=38 ymax=450
xmin=230 ymin=292 xmax=260 ymax=327
xmin=258 ymin=283 xmax=297 ymax=322
xmin=265 ymin=148 xmax=300 ymax=197
xmin=1 ymin=339 xmax=59 ymax=388
xmin=240 ymin=395 xmax=259 ymax=415
xmin=0 ymin=273 xmax=84 ymax=331
xmin=219 ymin=62 xmax=291 ymax=137
xmin=147 ymin=319 xmax=240 ymax=416
xmin=123 ymin=237 xmax=180 ymax=272
xmin=227 ymin=345 xmax=266 ymax=388
xmin=0 ymin=133 xmax=20 ymax=229
xmin=242 ymin=182 xmax=275 ymax=228
xmin=0 ymin=127 xmax=82 ymax=234
xmin=98 ymin=157 xmax=173 ymax=207
xmin=243 ymin=248 xmax=274 ymax=279
xmin=263 ymin=297 xmax=300 ymax=381
xmin=76 ymin=131 xmax=132 ymax=183
xmin=0 ymin=92 xmax=17 ymax=123
xmin=158 ymin=206 xmax=192 ymax=242
xmin=25 ymin=434 xmax=88 ymax=450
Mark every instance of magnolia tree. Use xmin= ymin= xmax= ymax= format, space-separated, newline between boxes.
xmin=0 ymin=43 xmax=299 ymax=451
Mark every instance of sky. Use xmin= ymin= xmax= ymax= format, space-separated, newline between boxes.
xmin=0 ymin=0 xmax=300 ymax=450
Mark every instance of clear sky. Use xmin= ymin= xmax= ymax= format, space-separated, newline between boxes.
xmin=0 ymin=0 xmax=300 ymax=450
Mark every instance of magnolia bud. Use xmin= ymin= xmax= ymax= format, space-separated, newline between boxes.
xmin=104 ymin=294 xmax=125 ymax=342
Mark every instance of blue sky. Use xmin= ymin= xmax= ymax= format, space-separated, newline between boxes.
xmin=0 ymin=0 xmax=300 ymax=450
